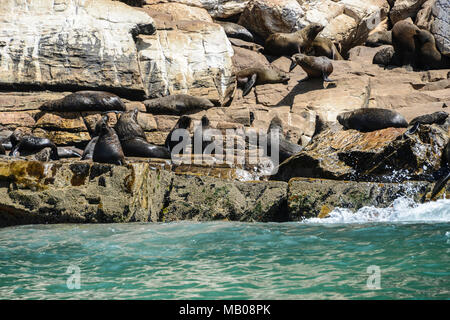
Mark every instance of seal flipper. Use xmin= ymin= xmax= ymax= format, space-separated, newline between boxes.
xmin=289 ymin=59 xmax=297 ymax=72
xmin=430 ymin=169 xmax=450 ymax=200
xmin=242 ymin=73 xmax=257 ymax=96
xmin=322 ymin=72 xmax=334 ymax=82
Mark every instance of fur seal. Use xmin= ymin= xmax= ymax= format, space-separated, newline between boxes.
xmin=337 ymin=108 xmax=408 ymax=132
xmin=289 ymin=53 xmax=334 ymax=82
xmin=10 ymin=132 xmax=60 ymax=160
xmin=307 ymin=37 xmax=344 ymax=60
xmin=192 ymin=115 xmax=216 ymax=155
xmin=266 ymin=116 xmax=302 ymax=164
xmin=430 ymin=141 xmax=450 ymax=200
xmin=236 ymin=67 xmax=290 ymax=96
xmin=264 ymin=23 xmax=324 ymax=57
xmin=144 ymin=94 xmax=214 ymax=115
xmin=0 ymin=143 xmax=5 ymax=155
xmin=114 ymin=109 xmax=170 ymax=159
xmin=409 ymin=111 xmax=449 ymax=126
xmin=215 ymin=21 xmax=254 ymax=42
xmin=92 ymin=115 xmax=125 ymax=165
xmin=40 ymin=91 xmax=126 ymax=112
xmin=414 ymin=29 xmax=450 ymax=70
xmin=165 ymin=116 xmax=192 ymax=156
xmin=391 ymin=20 xmax=420 ymax=68
xmin=366 ymin=31 xmax=392 ymax=47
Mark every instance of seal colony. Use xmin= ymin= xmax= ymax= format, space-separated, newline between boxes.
xmin=1 ymin=9 xmax=449 ymax=198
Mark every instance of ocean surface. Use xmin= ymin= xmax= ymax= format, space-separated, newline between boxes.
xmin=0 ymin=197 xmax=449 ymax=300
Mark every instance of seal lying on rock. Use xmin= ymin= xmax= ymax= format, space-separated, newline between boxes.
xmin=165 ymin=116 xmax=192 ymax=156
xmin=236 ymin=67 xmax=290 ymax=96
xmin=215 ymin=21 xmax=254 ymax=42
xmin=290 ymin=53 xmax=334 ymax=82
xmin=266 ymin=116 xmax=303 ymax=164
xmin=264 ymin=23 xmax=324 ymax=57
xmin=430 ymin=141 xmax=450 ymax=200
xmin=307 ymin=37 xmax=344 ymax=60
xmin=10 ymin=132 xmax=60 ymax=160
xmin=409 ymin=111 xmax=449 ymax=127
xmin=144 ymin=94 xmax=215 ymax=115
xmin=92 ymin=115 xmax=125 ymax=165
xmin=366 ymin=31 xmax=392 ymax=47
xmin=114 ymin=109 xmax=170 ymax=159
xmin=40 ymin=91 xmax=126 ymax=112
xmin=337 ymin=108 xmax=408 ymax=132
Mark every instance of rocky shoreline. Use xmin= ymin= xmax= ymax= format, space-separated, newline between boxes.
xmin=0 ymin=0 xmax=449 ymax=227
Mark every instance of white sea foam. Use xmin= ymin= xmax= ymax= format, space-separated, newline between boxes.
xmin=303 ymin=197 xmax=450 ymax=224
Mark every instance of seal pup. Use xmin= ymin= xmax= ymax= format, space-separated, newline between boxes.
xmin=430 ymin=141 xmax=450 ymax=200
xmin=10 ymin=132 xmax=60 ymax=160
xmin=40 ymin=91 xmax=126 ymax=112
xmin=264 ymin=23 xmax=324 ymax=57
xmin=114 ymin=109 xmax=170 ymax=159
xmin=307 ymin=37 xmax=344 ymax=60
xmin=409 ymin=111 xmax=449 ymax=127
xmin=414 ymin=29 xmax=450 ymax=70
xmin=236 ymin=67 xmax=290 ymax=96
xmin=165 ymin=116 xmax=192 ymax=156
xmin=391 ymin=20 xmax=420 ymax=68
xmin=337 ymin=108 xmax=408 ymax=132
xmin=144 ymin=94 xmax=214 ymax=115
xmin=92 ymin=116 xmax=125 ymax=165
xmin=215 ymin=21 xmax=254 ymax=42
xmin=266 ymin=116 xmax=302 ymax=164
xmin=289 ymin=53 xmax=334 ymax=82
xmin=57 ymin=147 xmax=82 ymax=159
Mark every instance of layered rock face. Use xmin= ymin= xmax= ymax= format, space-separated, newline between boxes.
xmin=1 ymin=159 xmax=446 ymax=227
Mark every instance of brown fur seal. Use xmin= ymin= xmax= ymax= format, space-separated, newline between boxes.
xmin=192 ymin=115 xmax=217 ymax=155
xmin=264 ymin=23 xmax=324 ymax=56
xmin=391 ymin=20 xmax=420 ymax=68
xmin=40 ymin=91 xmax=126 ymax=112
xmin=289 ymin=53 xmax=334 ymax=82
xmin=236 ymin=67 xmax=290 ymax=96
xmin=414 ymin=29 xmax=450 ymax=70
xmin=215 ymin=21 xmax=254 ymax=42
xmin=337 ymin=108 xmax=408 ymax=132
xmin=92 ymin=115 xmax=125 ymax=165
xmin=165 ymin=116 xmax=192 ymax=156
xmin=114 ymin=109 xmax=170 ymax=159
xmin=10 ymin=132 xmax=59 ymax=160
xmin=307 ymin=37 xmax=344 ymax=60
xmin=144 ymin=94 xmax=214 ymax=115
xmin=409 ymin=111 xmax=449 ymax=126
xmin=266 ymin=116 xmax=302 ymax=163
xmin=430 ymin=141 xmax=450 ymax=200
xmin=366 ymin=31 xmax=392 ymax=47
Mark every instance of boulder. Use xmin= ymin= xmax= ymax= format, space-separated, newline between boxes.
xmin=390 ymin=0 xmax=427 ymax=25
xmin=141 ymin=3 xmax=213 ymax=22
xmin=431 ymin=0 xmax=450 ymax=53
xmin=0 ymin=0 xmax=156 ymax=98
xmin=272 ymin=122 xmax=449 ymax=182
xmin=136 ymin=20 xmax=235 ymax=105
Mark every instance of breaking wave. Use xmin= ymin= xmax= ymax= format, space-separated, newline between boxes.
xmin=303 ymin=197 xmax=450 ymax=224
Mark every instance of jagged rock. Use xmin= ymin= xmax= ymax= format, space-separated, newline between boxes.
xmin=287 ymin=178 xmax=444 ymax=219
xmin=390 ymin=0 xmax=427 ymax=24
xmin=136 ymin=20 xmax=235 ymax=105
xmin=0 ymin=0 xmax=156 ymax=98
xmin=272 ymin=122 xmax=449 ymax=182
xmin=431 ymin=0 xmax=450 ymax=53
xmin=232 ymin=46 xmax=271 ymax=72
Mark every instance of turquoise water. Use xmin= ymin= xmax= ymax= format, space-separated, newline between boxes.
xmin=0 ymin=197 xmax=449 ymax=300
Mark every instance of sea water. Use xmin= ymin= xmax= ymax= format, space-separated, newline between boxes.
xmin=0 ymin=197 xmax=449 ymax=300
